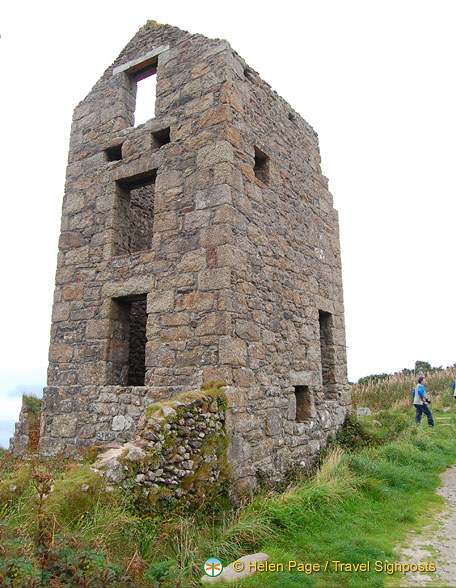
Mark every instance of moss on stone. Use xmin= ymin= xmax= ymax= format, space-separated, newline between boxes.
xmin=180 ymin=428 xmax=230 ymax=498
xmin=118 ymin=448 xmax=161 ymax=473
xmin=145 ymin=383 xmax=227 ymax=420
xmin=98 ymin=384 xmax=230 ymax=514
xmin=200 ymin=380 xmax=226 ymax=391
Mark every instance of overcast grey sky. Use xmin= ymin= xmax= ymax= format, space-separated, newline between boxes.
xmin=1 ymin=0 xmax=455 ymax=445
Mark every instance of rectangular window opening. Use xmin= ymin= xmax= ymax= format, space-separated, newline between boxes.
xmin=319 ymin=310 xmax=336 ymax=391
xmin=109 ymin=295 xmax=147 ymax=386
xmin=105 ymin=143 xmax=123 ymax=162
xmin=132 ymin=64 xmax=157 ymax=127
xmin=295 ymin=386 xmax=312 ymax=421
xmin=254 ymin=145 xmax=270 ymax=185
xmin=115 ymin=170 xmax=157 ymax=255
xmin=152 ymin=127 xmax=171 ymax=148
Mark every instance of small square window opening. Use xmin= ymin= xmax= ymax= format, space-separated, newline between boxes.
xmin=254 ymin=146 xmax=269 ymax=185
xmin=294 ymin=385 xmax=312 ymax=421
xmin=152 ymin=127 xmax=171 ymax=148
xmin=105 ymin=144 xmax=123 ymax=162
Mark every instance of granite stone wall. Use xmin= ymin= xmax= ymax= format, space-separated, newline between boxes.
xmin=12 ymin=21 xmax=350 ymax=491
xmin=10 ymin=404 xmax=31 ymax=457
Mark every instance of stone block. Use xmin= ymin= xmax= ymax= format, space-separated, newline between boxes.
xmin=219 ymin=336 xmax=247 ymax=366
xmin=184 ymin=169 xmax=212 ymax=193
xmin=266 ymin=409 xmax=282 ymax=436
xmin=62 ymin=283 xmax=83 ymax=300
xmin=160 ymin=326 xmax=192 ymax=342
xmin=177 ymin=249 xmax=206 ymax=273
xmin=357 ymin=407 xmax=371 ymax=417
xmin=104 ymin=459 xmax=125 ymax=483
xmin=108 ymin=341 xmax=129 ymax=362
xmin=197 ymin=141 xmax=234 ymax=168
xmin=86 ymin=320 xmax=110 ymax=339
xmin=198 ymin=268 xmax=231 ymax=291
xmin=176 ymin=349 xmax=202 ymax=367
xmin=63 ymin=193 xmax=84 ymax=214
xmin=220 ymin=82 xmax=243 ymax=114
xmin=112 ymin=415 xmax=134 ymax=431
xmin=184 ymin=130 xmax=213 ymax=151
xmin=202 ymin=366 xmax=233 ymax=384
xmin=52 ymin=303 xmax=70 ymax=322
xmin=147 ymin=290 xmax=174 ymax=313
xmin=199 ymin=224 xmax=233 ymax=248
xmin=228 ymin=434 xmax=251 ymax=463
xmin=184 ymin=93 xmax=214 ymax=116
xmin=184 ymin=210 xmax=211 ymax=231
xmin=233 ymin=368 xmax=255 ymax=387
xmin=235 ymin=320 xmax=260 ymax=342
xmin=49 ymin=344 xmax=73 ymax=363
xmin=155 ymin=169 xmax=182 ymax=192
xmin=247 ymin=225 xmax=268 ymax=247
xmin=176 ymin=292 xmax=215 ymax=312
xmin=196 ymin=312 xmax=231 ymax=336
xmin=216 ymin=244 xmax=247 ymax=270
xmin=145 ymin=342 xmax=175 ymax=367
xmin=218 ymin=123 xmax=243 ymax=149
xmin=195 ymin=185 xmax=232 ymax=210
xmin=234 ymin=412 xmax=259 ymax=434
xmin=154 ymin=212 xmax=178 ymax=232
xmin=200 ymin=104 xmax=232 ymax=127
xmin=162 ymin=312 xmax=189 ymax=326
xmin=102 ymin=276 xmax=154 ymax=300
xmin=65 ymin=246 xmax=89 ymax=265
xmin=59 ymin=232 xmax=84 ymax=249
xmin=172 ymin=120 xmax=192 ymax=141
xmin=52 ymin=415 xmax=77 ymax=438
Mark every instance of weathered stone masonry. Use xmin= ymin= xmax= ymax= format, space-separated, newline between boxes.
xmin=14 ymin=21 xmax=351 ymax=491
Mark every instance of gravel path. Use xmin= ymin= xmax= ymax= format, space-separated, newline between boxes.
xmin=398 ymin=463 xmax=456 ymax=587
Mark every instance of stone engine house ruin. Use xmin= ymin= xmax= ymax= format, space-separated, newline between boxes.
xmin=13 ymin=21 xmax=350 ymax=491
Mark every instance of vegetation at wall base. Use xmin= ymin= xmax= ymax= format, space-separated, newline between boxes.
xmin=1 ymin=367 xmax=456 ymax=587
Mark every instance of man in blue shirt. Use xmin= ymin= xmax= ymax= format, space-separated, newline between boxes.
xmin=452 ymin=379 xmax=456 ymax=397
xmin=412 ymin=376 xmax=434 ymax=426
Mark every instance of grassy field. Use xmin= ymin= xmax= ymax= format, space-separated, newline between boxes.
xmin=1 ymin=370 xmax=456 ymax=587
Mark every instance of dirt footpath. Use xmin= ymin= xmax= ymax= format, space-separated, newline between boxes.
xmin=398 ymin=463 xmax=456 ymax=587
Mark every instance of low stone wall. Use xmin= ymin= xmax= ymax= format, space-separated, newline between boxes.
xmin=11 ymin=380 xmax=349 ymax=498
xmin=38 ymin=385 xmax=153 ymax=456
xmin=9 ymin=397 xmax=42 ymax=457
xmin=9 ymin=404 xmax=31 ymax=457
xmin=92 ymin=384 xmax=228 ymax=507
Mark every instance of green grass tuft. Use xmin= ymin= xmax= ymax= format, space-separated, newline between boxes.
xmin=21 ymin=394 xmax=42 ymax=415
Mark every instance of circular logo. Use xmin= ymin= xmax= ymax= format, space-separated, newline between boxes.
xmin=204 ymin=557 xmax=223 ymax=577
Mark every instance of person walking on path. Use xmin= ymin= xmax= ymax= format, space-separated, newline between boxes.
xmin=412 ymin=376 xmax=434 ymax=426
xmin=452 ymin=378 xmax=456 ymax=398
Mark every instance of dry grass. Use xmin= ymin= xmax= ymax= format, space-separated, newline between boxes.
xmin=315 ymin=447 xmax=345 ymax=483
xmin=352 ymin=367 xmax=456 ymax=412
